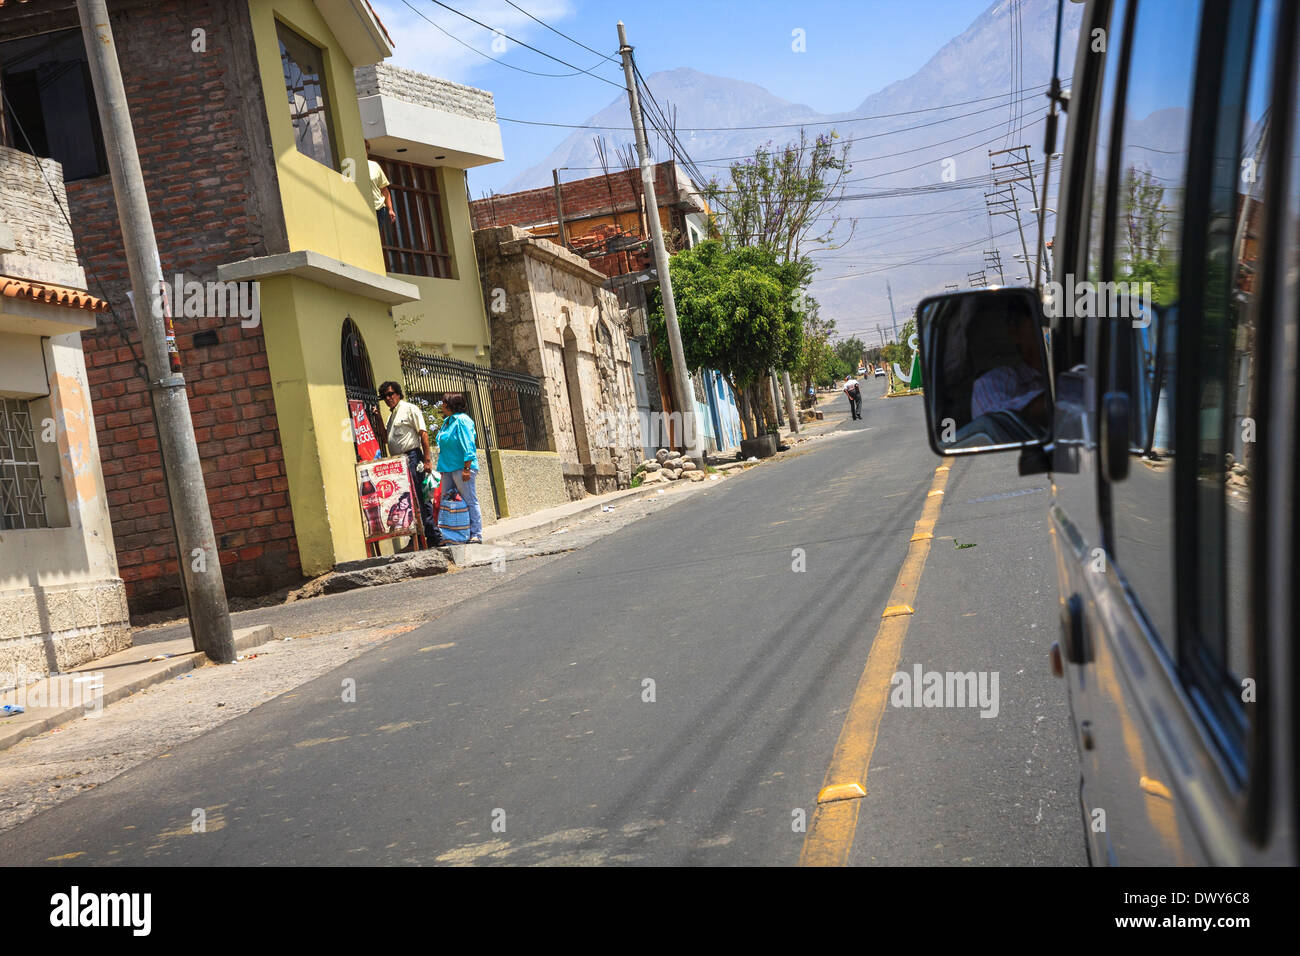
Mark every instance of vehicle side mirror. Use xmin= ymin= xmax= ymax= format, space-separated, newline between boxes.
xmin=916 ymin=288 xmax=1053 ymax=455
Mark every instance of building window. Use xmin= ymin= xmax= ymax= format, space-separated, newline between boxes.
xmin=374 ymin=158 xmax=452 ymax=278
xmin=0 ymin=29 xmax=108 ymax=182
xmin=0 ymin=397 xmax=48 ymax=530
xmin=277 ymin=22 xmax=336 ymax=170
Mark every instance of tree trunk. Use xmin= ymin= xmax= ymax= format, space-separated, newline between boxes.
xmin=736 ymin=387 xmax=754 ymax=440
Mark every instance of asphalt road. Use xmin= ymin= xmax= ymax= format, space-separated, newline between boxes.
xmin=2 ymin=378 xmax=1085 ymax=865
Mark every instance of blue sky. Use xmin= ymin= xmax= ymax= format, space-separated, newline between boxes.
xmin=369 ymin=0 xmax=996 ymax=193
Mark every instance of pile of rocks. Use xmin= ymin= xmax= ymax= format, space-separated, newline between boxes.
xmin=1225 ymin=453 xmax=1250 ymax=489
xmin=634 ymin=448 xmax=706 ymax=485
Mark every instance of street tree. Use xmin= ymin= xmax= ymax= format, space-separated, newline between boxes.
xmin=648 ymin=240 xmax=803 ymax=439
xmin=793 ymin=296 xmax=838 ymax=394
xmin=833 ymin=335 xmax=867 ymax=372
xmin=704 ymin=129 xmax=854 ymax=263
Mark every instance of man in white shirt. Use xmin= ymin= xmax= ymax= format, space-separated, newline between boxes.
xmin=842 ymin=376 xmax=862 ymax=420
xmin=372 ymin=381 xmax=437 ymax=545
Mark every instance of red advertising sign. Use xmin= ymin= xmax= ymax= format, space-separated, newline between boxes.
xmin=349 ymin=400 xmax=382 ymax=461
xmin=356 ymin=456 xmax=418 ymax=541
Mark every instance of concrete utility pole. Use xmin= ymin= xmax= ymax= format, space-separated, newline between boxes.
xmin=618 ymin=22 xmax=697 ymax=458
xmin=77 ymin=0 xmax=235 ymax=663
xmin=886 ymin=280 xmax=899 ymax=344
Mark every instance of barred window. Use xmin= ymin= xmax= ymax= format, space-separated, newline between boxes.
xmin=375 ymin=159 xmax=452 ymax=279
xmin=0 ymin=398 xmax=48 ymax=530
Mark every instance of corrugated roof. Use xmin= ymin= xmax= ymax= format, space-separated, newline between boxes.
xmin=0 ymin=278 xmax=109 ymax=313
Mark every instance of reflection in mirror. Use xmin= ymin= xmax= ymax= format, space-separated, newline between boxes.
xmin=920 ymin=290 xmax=1052 ymax=452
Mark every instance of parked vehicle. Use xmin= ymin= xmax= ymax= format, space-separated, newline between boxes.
xmin=914 ymin=0 xmax=1295 ymax=865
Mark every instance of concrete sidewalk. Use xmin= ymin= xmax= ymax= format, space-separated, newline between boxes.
xmin=0 ymin=625 xmax=273 ymax=752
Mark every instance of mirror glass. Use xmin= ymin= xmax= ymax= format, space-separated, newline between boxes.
xmin=917 ymin=289 xmax=1052 ymax=453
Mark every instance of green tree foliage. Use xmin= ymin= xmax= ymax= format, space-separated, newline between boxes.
xmin=1118 ymin=165 xmax=1176 ymax=305
xmin=793 ymin=296 xmax=839 ymax=394
xmin=833 ymin=336 xmax=867 ymax=371
xmin=648 ymin=240 xmax=804 ymax=438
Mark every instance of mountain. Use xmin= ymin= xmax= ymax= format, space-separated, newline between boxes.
xmin=503 ymin=0 xmax=1085 ymax=337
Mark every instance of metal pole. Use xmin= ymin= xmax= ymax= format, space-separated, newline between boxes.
xmin=77 ymin=0 xmax=235 ymax=663
xmin=618 ymin=22 xmax=698 ymax=460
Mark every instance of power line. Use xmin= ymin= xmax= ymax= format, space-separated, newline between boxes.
xmin=496 ymin=81 xmax=1068 ymax=133
xmin=556 ymin=85 xmax=1059 ymax=171
xmin=421 ymin=0 xmax=627 ymax=89
xmin=500 ymin=0 xmax=620 ymax=65
xmin=813 ymin=223 xmax=1024 ymax=280
xmin=400 ymin=0 xmax=618 ymax=79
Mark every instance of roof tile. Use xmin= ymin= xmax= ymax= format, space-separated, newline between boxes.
xmin=0 ymin=277 xmax=109 ymax=313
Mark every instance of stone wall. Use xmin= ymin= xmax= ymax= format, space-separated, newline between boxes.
xmin=354 ymin=63 xmax=497 ymax=123
xmin=475 ymin=226 xmax=641 ymax=500
xmin=0 ymin=581 xmax=131 ymax=684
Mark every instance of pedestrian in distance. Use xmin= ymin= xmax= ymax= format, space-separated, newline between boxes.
xmin=842 ymin=375 xmax=863 ymax=420
xmin=372 ymin=381 xmax=440 ymax=547
xmin=437 ymin=393 xmax=483 ymax=544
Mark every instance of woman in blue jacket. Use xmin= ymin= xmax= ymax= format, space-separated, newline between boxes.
xmin=436 ymin=393 xmax=483 ymax=543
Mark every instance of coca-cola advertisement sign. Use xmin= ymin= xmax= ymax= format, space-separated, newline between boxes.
xmin=356 ymin=456 xmax=417 ymax=540
xmin=349 ymin=399 xmax=382 ymax=461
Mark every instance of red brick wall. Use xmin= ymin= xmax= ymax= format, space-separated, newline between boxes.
xmin=470 ymin=162 xmax=680 ymax=231
xmin=59 ymin=0 xmax=301 ymax=611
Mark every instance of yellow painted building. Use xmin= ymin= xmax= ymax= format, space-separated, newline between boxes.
xmin=355 ymin=63 xmax=504 ymax=365
xmin=219 ymin=0 xmax=419 ymax=576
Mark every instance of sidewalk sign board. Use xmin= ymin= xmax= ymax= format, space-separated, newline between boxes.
xmin=356 ymin=455 xmax=424 ymax=554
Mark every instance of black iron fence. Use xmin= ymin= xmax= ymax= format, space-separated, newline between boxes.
xmin=399 ymin=349 xmax=550 ymax=515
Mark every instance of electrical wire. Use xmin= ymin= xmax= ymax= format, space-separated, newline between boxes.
xmin=494 ymin=81 xmax=1066 ymax=133
xmin=420 ymin=0 xmax=627 ymax=89
xmin=400 ymin=0 xmax=618 ymax=79
xmin=558 ymin=85 xmax=1058 ymax=172
xmin=500 ymin=0 xmax=620 ymax=65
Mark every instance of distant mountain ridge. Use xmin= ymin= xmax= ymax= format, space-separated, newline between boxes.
xmin=504 ymin=0 xmax=1085 ymax=334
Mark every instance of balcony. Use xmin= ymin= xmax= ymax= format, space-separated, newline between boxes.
xmin=356 ymin=63 xmax=505 ymax=170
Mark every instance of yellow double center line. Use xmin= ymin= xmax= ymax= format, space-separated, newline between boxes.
xmin=798 ymin=463 xmax=952 ymax=866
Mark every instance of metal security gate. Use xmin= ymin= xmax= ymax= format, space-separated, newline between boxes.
xmin=342 ymin=318 xmax=383 ymax=458
xmin=399 ymin=348 xmax=548 ymax=517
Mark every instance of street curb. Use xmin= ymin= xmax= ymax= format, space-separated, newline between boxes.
xmin=0 ymin=625 xmax=273 ymax=754
xmin=480 ymin=482 xmax=694 ymax=546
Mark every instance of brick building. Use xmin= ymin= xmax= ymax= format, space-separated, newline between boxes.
xmin=0 ymin=0 xmax=419 ymax=611
xmin=470 ymin=160 xmax=710 ymax=277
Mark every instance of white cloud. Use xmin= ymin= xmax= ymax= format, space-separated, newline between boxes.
xmin=369 ymin=0 xmax=583 ymax=87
